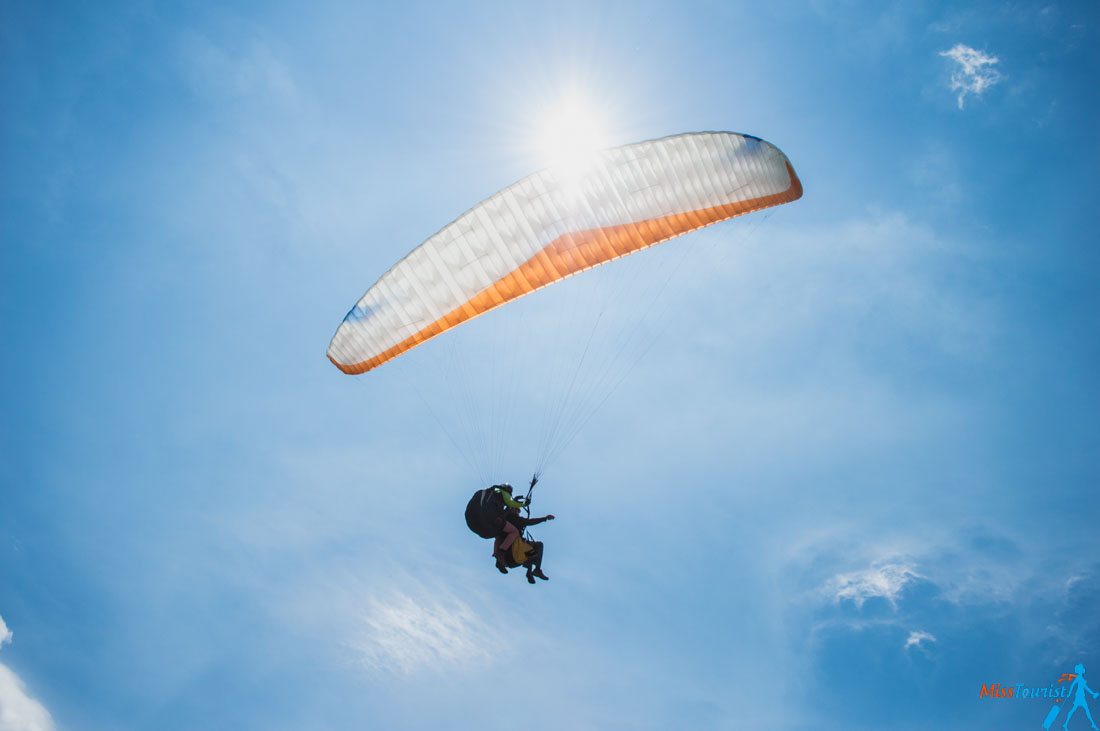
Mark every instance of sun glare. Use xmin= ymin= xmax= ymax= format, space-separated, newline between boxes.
xmin=535 ymin=97 xmax=610 ymax=179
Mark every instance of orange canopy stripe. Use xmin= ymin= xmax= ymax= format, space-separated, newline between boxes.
xmin=329 ymin=162 xmax=802 ymax=375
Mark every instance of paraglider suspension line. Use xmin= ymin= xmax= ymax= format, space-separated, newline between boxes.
xmin=522 ymin=471 xmax=539 ymax=539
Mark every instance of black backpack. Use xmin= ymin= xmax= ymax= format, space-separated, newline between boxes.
xmin=464 ymin=486 xmax=509 ymax=539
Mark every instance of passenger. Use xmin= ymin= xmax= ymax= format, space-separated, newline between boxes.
xmin=500 ymin=504 xmax=554 ymax=583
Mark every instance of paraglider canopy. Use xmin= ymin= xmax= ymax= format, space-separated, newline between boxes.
xmin=327 ymin=131 xmax=802 ymax=375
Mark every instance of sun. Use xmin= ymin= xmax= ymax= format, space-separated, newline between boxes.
xmin=535 ymin=96 xmax=610 ymax=179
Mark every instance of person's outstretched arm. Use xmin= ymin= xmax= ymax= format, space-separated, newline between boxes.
xmin=525 ymin=514 xmax=556 ymax=526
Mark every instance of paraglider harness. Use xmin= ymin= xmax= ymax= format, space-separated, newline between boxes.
xmin=464 ymin=473 xmax=540 ymax=543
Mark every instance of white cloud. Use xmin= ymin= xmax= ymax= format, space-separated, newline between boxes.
xmin=0 ymin=615 xmax=54 ymax=731
xmin=904 ymin=629 xmax=936 ymax=651
xmin=349 ymin=591 xmax=491 ymax=674
xmin=940 ymin=43 xmax=1003 ymax=109
xmin=828 ymin=563 xmax=922 ymax=609
xmin=0 ymin=666 xmax=54 ymax=731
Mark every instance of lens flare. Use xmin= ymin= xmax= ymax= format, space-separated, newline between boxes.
xmin=535 ymin=97 xmax=609 ymax=182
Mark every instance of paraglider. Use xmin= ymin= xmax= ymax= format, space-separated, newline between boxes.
xmin=328 ymin=130 xmax=802 ymax=575
xmin=327 ymin=131 xmax=802 ymax=375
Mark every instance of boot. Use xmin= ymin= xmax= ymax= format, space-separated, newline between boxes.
xmin=533 ymin=569 xmax=549 ymax=581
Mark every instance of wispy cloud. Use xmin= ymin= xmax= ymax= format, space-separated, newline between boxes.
xmin=0 ymin=614 xmax=55 ymax=731
xmin=827 ymin=563 xmax=922 ymax=609
xmin=904 ymin=629 xmax=936 ymax=651
xmin=349 ymin=591 xmax=492 ymax=674
xmin=940 ymin=43 xmax=1003 ymax=108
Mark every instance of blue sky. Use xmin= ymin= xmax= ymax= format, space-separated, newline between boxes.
xmin=2 ymin=2 xmax=1098 ymax=729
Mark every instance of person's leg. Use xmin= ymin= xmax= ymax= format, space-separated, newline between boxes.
xmin=531 ymin=542 xmax=548 ymax=580
xmin=499 ymin=521 xmax=519 ymax=551
xmin=494 ymin=523 xmax=519 ymax=573
xmin=523 ymin=543 xmax=542 ymax=584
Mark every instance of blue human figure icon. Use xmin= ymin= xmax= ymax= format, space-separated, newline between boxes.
xmin=1064 ymin=664 xmax=1100 ymax=731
